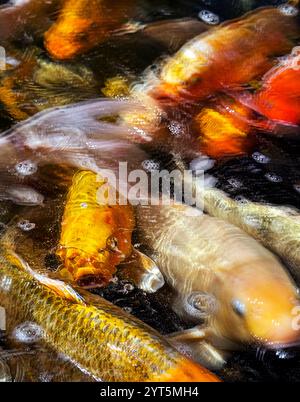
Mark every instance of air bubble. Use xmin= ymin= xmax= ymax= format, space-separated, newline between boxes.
xmin=15 ymin=160 xmax=37 ymax=176
xmin=265 ymin=172 xmax=283 ymax=183
xmin=235 ymin=195 xmax=249 ymax=204
xmin=185 ymin=291 xmax=217 ymax=319
xmin=122 ymin=307 xmax=133 ymax=314
xmin=12 ymin=322 xmax=43 ymax=344
xmin=142 ymin=160 xmax=160 ymax=172
xmin=252 ymin=152 xmax=270 ymax=164
xmin=17 ymin=220 xmax=36 ymax=232
xmin=227 ymin=178 xmax=242 ymax=189
xmin=198 ymin=10 xmax=220 ymax=25
xmin=278 ymin=4 xmax=298 ymax=17
xmin=293 ymin=184 xmax=300 ymax=194
xmin=168 ymin=121 xmax=184 ymax=137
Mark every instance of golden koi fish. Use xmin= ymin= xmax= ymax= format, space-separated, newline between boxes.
xmin=135 ymin=202 xmax=300 ymax=367
xmin=0 ymin=249 xmax=220 ymax=382
xmin=57 ymin=170 xmax=134 ymax=287
xmin=151 ymin=6 xmax=300 ymax=102
xmin=44 ymin=0 xmax=137 ymax=60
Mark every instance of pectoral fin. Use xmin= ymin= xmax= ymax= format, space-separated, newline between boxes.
xmin=119 ymin=248 xmax=165 ymax=293
xmin=167 ymin=327 xmax=227 ymax=370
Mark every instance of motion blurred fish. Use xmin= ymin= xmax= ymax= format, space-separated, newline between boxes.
xmin=238 ymin=46 xmax=300 ymax=127
xmin=0 ymin=248 xmax=219 ymax=382
xmin=57 ymin=170 xmax=135 ymax=287
xmin=149 ymin=6 xmax=300 ymax=102
xmin=44 ymin=0 xmax=137 ymax=60
xmin=0 ymin=184 xmax=44 ymax=206
xmin=0 ymin=51 xmax=99 ymax=120
xmin=0 ymin=99 xmax=148 ymax=184
xmin=193 ymin=97 xmax=253 ymax=158
xmin=0 ymin=0 xmax=61 ymax=42
xmin=139 ymin=18 xmax=210 ymax=54
xmin=202 ymin=187 xmax=300 ymax=282
xmin=136 ymin=202 xmax=300 ymax=366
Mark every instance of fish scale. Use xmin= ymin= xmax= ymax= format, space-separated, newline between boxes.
xmin=0 ymin=253 xmax=219 ymax=381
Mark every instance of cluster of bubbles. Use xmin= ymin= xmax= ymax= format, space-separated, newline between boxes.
xmin=252 ymin=152 xmax=271 ymax=164
xmin=12 ymin=322 xmax=43 ymax=344
xmin=142 ymin=159 xmax=160 ymax=172
xmin=14 ymin=160 xmax=37 ymax=177
xmin=264 ymin=172 xmax=283 ymax=183
xmin=17 ymin=220 xmax=36 ymax=232
xmin=198 ymin=9 xmax=220 ymax=25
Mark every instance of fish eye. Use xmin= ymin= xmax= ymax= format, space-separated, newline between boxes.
xmin=106 ymin=236 xmax=118 ymax=252
xmin=232 ymin=299 xmax=246 ymax=317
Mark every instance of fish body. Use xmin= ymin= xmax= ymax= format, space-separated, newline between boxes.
xmin=203 ymin=187 xmax=300 ymax=282
xmin=151 ymin=7 xmax=300 ymax=102
xmin=241 ymin=46 xmax=300 ymax=126
xmin=0 ymin=184 xmax=44 ymax=206
xmin=44 ymin=0 xmax=137 ymax=60
xmin=57 ymin=170 xmax=135 ymax=287
xmin=136 ymin=202 xmax=300 ymax=350
xmin=0 ymin=0 xmax=61 ymax=42
xmin=0 ymin=251 xmax=219 ymax=382
xmin=193 ymin=97 xmax=252 ymax=158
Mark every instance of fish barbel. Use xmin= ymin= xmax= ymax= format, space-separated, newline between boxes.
xmin=136 ymin=202 xmax=300 ymax=359
xmin=150 ymin=6 xmax=300 ymax=102
xmin=57 ymin=170 xmax=135 ymax=287
xmin=0 ymin=250 xmax=219 ymax=382
xmin=202 ymin=187 xmax=300 ymax=282
xmin=44 ymin=0 xmax=137 ymax=60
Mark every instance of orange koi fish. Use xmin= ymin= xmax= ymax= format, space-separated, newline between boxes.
xmin=57 ymin=170 xmax=135 ymax=287
xmin=44 ymin=0 xmax=136 ymax=60
xmin=150 ymin=7 xmax=300 ymax=102
xmin=240 ymin=47 xmax=300 ymax=126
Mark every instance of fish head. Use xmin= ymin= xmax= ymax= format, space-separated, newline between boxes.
xmin=227 ymin=262 xmax=300 ymax=348
xmin=44 ymin=16 xmax=102 ymax=60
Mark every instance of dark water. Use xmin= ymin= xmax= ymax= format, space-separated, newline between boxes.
xmin=0 ymin=0 xmax=300 ymax=382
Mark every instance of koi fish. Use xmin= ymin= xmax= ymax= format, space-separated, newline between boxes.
xmin=238 ymin=46 xmax=300 ymax=126
xmin=202 ymin=186 xmax=300 ymax=282
xmin=135 ymin=201 xmax=300 ymax=367
xmin=44 ymin=0 xmax=137 ymax=60
xmin=57 ymin=170 xmax=135 ymax=287
xmin=0 ymin=248 xmax=220 ymax=382
xmin=150 ymin=6 xmax=300 ymax=102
